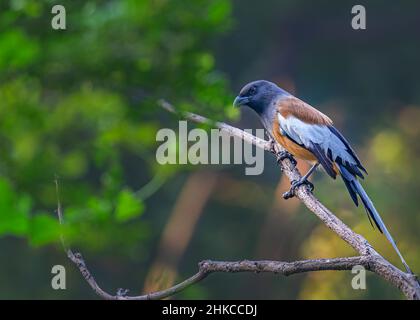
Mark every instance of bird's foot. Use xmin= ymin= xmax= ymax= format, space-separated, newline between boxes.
xmin=268 ymin=138 xmax=297 ymax=168
xmin=116 ymin=288 xmax=129 ymax=298
xmin=268 ymin=138 xmax=277 ymax=154
xmin=282 ymin=178 xmax=314 ymax=199
xmin=276 ymin=150 xmax=297 ymax=167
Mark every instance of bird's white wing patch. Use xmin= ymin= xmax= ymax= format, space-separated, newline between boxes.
xmin=277 ymin=113 xmax=355 ymax=165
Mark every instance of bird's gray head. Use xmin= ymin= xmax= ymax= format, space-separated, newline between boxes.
xmin=233 ymin=80 xmax=289 ymax=114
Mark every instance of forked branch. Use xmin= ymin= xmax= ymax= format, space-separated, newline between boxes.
xmin=55 ymin=101 xmax=420 ymax=300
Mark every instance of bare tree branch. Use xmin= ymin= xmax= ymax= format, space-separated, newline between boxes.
xmin=158 ymin=100 xmax=420 ymax=299
xmin=55 ymin=101 xmax=420 ymax=300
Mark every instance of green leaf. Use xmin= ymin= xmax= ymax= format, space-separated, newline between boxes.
xmin=0 ymin=29 xmax=40 ymax=71
xmin=28 ymin=213 xmax=61 ymax=247
xmin=0 ymin=178 xmax=30 ymax=236
xmin=115 ymin=189 xmax=144 ymax=222
xmin=207 ymin=0 xmax=231 ymax=25
xmin=87 ymin=197 xmax=112 ymax=221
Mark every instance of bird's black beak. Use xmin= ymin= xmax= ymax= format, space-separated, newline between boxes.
xmin=233 ymin=96 xmax=250 ymax=108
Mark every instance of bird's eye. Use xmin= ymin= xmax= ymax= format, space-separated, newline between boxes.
xmin=248 ymin=86 xmax=257 ymax=96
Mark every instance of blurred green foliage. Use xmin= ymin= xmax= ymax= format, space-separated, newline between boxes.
xmin=0 ymin=0 xmax=232 ymax=252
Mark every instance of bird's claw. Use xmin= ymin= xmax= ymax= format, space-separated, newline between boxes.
xmin=116 ymin=288 xmax=129 ymax=297
xmin=276 ymin=150 xmax=297 ymax=167
xmin=268 ymin=138 xmax=277 ymax=154
xmin=282 ymin=178 xmax=314 ymax=199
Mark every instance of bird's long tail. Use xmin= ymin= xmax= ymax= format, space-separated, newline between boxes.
xmin=338 ymin=164 xmax=412 ymax=274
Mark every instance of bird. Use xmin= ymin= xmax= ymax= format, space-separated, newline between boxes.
xmin=233 ymin=80 xmax=412 ymax=274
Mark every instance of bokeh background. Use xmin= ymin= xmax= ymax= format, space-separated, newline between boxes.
xmin=1 ymin=0 xmax=419 ymax=299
